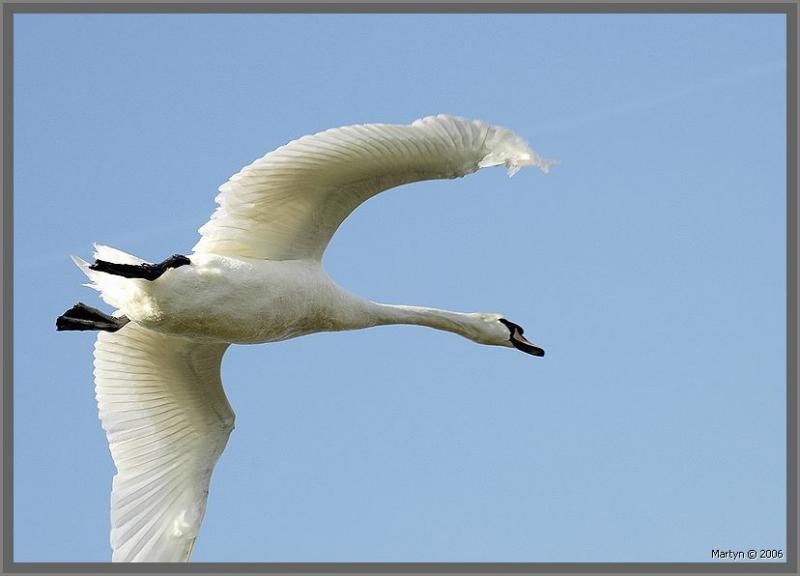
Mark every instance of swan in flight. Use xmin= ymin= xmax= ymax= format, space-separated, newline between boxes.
xmin=56 ymin=115 xmax=554 ymax=562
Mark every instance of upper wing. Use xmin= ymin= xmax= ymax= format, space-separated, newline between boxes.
xmin=94 ymin=323 xmax=234 ymax=562
xmin=192 ymin=115 xmax=553 ymax=261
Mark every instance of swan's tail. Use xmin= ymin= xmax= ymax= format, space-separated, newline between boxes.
xmin=71 ymin=244 xmax=147 ymax=310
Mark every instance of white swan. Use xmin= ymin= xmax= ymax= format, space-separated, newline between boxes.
xmin=57 ymin=115 xmax=553 ymax=562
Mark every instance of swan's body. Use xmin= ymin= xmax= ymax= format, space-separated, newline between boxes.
xmin=58 ymin=115 xmax=553 ymax=562
xmin=85 ymin=253 xmax=350 ymax=343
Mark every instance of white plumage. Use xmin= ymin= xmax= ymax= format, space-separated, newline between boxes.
xmin=193 ymin=115 xmax=551 ymax=260
xmin=95 ymin=324 xmax=231 ymax=562
xmin=63 ymin=115 xmax=553 ymax=561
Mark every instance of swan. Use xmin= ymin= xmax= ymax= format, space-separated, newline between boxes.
xmin=56 ymin=115 xmax=554 ymax=562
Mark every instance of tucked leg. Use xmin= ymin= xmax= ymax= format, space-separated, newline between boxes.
xmin=89 ymin=254 xmax=191 ymax=281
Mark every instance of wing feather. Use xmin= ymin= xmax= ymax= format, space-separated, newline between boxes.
xmin=94 ymin=323 xmax=234 ymax=562
xmin=193 ymin=115 xmax=553 ymax=260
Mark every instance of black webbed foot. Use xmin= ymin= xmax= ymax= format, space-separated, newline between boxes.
xmin=56 ymin=302 xmax=130 ymax=332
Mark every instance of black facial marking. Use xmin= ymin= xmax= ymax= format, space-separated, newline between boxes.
xmin=499 ymin=318 xmax=523 ymax=335
xmin=499 ymin=318 xmax=545 ymax=357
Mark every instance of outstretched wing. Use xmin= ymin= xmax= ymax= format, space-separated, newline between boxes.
xmin=94 ymin=323 xmax=234 ymax=562
xmin=192 ymin=115 xmax=553 ymax=261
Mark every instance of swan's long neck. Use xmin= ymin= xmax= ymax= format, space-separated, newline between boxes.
xmin=368 ymin=303 xmax=470 ymax=331
xmin=324 ymin=280 xmax=500 ymax=345
xmin=357 ymin=302 xmax=489 ymax=343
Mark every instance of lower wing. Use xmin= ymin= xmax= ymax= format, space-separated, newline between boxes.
xmin=94 ymin=323 xmax=234 ymax=562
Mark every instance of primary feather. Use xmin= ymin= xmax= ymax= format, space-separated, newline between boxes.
xmin=95 ymin=323 xmax=233 ymax=562
xmin=193 ymin=115 xmax=553 ymax=260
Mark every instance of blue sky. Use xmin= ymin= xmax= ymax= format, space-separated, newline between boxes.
xmin=13 ymin=13 xmax=786 ymax=562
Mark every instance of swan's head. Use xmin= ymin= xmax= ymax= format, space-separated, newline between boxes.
xmin=470 ymin=314 xmax=545 ymax=357
xmin=498 ymin=318 xmax=545 ymax=357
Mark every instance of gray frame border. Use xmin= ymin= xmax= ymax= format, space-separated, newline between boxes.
xmin=1 ymin=1 xmax=797 ymax=575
